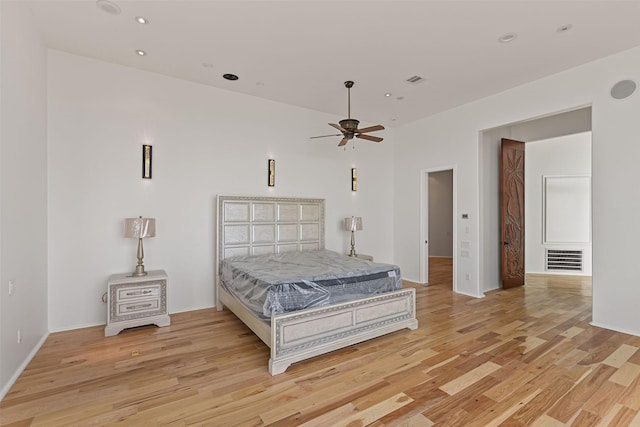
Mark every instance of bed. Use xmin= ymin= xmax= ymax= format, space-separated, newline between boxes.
xmin=215 ymin=195 xmax=418 ymax=375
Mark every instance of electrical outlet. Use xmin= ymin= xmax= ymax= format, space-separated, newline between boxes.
xmin=465 ymin=273 xmax=470 ymax=280
xmin=17 ymin=329 xmax=22 ymax=343
xmin=8 ymin=280 xmax=14 ymax=296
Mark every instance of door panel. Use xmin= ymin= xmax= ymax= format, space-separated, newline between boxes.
xmin=501 ymin=138 xmax=525 ymax=288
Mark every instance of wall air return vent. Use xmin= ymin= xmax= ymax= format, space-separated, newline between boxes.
xmin=546 ymin=249 xmax=583 ymax=272
xmin=406 ymin=75 xmax=425 ymax=84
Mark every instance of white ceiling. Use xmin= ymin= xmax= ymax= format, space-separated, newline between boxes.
xmin=24 ymin=0 xmax=640 ymax=127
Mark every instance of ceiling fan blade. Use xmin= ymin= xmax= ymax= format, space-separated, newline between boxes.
xmin=357 ymin=125 xmax=385 ymax=134
xmin=338 ymin=137 xmax=349 ymax=147
xmin=310 ymin=133 xmax=342 ymax=139
xmin=329 ymin=123 xmax=346 ymax=132
xmin=356 ymin=134 xmax=383 ymax=143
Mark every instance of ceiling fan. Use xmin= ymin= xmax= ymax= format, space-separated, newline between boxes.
xmin=310 ymin=81 xmax=385 ymax=147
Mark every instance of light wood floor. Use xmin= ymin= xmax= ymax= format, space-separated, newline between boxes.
xmin=2 ymin=258 xmax=640 ymax=426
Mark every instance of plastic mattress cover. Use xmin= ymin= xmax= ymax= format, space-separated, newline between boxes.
xmin=220 ymin=249 xmax=402 ymax=317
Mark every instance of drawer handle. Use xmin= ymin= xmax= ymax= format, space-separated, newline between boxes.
xmin=126 ymin=303 xmax=153 ymax=310
xmin=126 ymin=289 xmax=153 ymax=296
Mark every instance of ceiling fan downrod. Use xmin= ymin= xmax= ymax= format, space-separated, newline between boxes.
xmin=345 ymin=80 xmax=354 ymax=119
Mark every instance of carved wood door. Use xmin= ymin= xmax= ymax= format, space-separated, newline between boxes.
xmin=500 ymin=138 xmax=525 ymax=288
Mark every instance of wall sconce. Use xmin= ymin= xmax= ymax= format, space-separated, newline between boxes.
xmin=268 ymin=159 xmax=275 ymax=187
xmin=142 ymin=145 xmax=152 ymax=179
xmin=351 ymin=168 xmax=357 ymax=191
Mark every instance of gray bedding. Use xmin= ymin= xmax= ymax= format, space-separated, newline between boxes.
xmin=220 ymin=249 xmax=402 ymax=317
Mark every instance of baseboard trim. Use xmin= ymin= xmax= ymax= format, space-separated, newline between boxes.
xmin=590 ymin=321 xmax=640 ymax=338
xmin=483 ymin=285 xmax=501 ymax=293
xmin=0 ymin=332 xmax=49 ymax=401
xmin=455 ymin=289 xmax=485 ymax=299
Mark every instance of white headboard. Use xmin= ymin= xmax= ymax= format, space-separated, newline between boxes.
xmin=216 ymin=195 xmax=325 ymax=270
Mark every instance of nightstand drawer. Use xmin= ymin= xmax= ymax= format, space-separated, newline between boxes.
xmin=118 ymin=283 xmax=162 ymax=300
xmin=105 ymin=270 xmax=170 ymax=336
xmin=117 ymin=298 xmax=160 ymax=316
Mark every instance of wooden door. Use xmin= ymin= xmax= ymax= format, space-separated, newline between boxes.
xmin=500 ymin=138 xmax=525 ymax=288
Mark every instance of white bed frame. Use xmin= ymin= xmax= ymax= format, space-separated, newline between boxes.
xmin=215 ymin=195 xmax=418 ymax=375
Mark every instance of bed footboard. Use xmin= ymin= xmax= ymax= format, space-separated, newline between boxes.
xmin=269 ymin=288 xmax=417 ymax=375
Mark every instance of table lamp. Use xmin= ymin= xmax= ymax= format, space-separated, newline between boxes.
xmin=344 ymin=216 xmax=363 ymax=257
xmin=124 ymin=216 xmax=156 ymax=276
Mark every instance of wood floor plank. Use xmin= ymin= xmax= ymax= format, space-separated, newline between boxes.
xmin=386 ymin=412 xmax=434 ymax=427
xmin=473 ymin=385 xmax=542 ymax=427
xmin=422 ymin=375 xmax=500 ymax=424
xmin=3 ymin=259 xmax=640 ymax=426
xmin=531 ymin=414 xmax=565 ymax=427
xmin=547 ymin=364 xmax=617 ymax=423
xmin=582 ymin=380 xmax=626 ymax=419
xmin=483 ymin=361 xmax=535 ymax=402
xmin=300 ymin=392 xmax=413 ymax=427
xmin=572 ymin=409 xmax=602 ymax=426
xmin=620 ymin=374 xmax=640 ymax=411
xmin=603 ymin=344 xmax=639 ymax=368
xmin=438 ymin=361 xmax=501 ymax=395
xmin=610 ymin=362 xmax=640 ymax=387
xmin=502 ymin=375 xmax=575 ymax=426
xmin=602 ymin=405 xmax=638 ymax=427
xmin=598 ymin=402 xmax=625 ymax=427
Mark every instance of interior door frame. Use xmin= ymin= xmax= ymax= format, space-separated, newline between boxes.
xmin=420 ymin=166 xmax=458 ymax=292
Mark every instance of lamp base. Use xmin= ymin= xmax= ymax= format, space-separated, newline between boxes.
xmin=348 ymin=230 xmax=357 ymax=257
xmin=132 ymin=265 xmax=147 ymax=277
xmin=132 ymin=237 xmax=148 ymax=276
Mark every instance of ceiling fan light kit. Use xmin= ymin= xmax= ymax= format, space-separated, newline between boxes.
xmin=311 ymin=81 xmax=385 ymax=148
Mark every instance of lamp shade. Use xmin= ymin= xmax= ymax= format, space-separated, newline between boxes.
xmin=124 ymin=217 xmax=156 ymax=238
xmin=343 ymin=216 xmax=363 ymax=232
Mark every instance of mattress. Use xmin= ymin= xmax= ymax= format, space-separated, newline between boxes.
xmin=220 ymin=249 xmax=402 ymax=317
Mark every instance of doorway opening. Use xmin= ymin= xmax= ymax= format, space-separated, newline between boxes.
xmin=420 ymin=167 xmax=457 ymax=291
xmin=479 ymin=106 xmax=592 ymax=294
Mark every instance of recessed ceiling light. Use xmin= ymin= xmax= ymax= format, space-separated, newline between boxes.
xmin=384 ymin=93 xmax=392 ymax=97
xmin=135 ymin=16 xmax=149 ymax=24
xmin=557 ymin=24 xmax=573 ymax=33
xmin=223 ymin=73 xmax=239 ymax=81
xmin=498 ymin=32 xmax=518 ymax=43
xmin=135 ymin=49 xmax=146 ymax=56
xmin=96 ymin=0 xmax=121 ymax=15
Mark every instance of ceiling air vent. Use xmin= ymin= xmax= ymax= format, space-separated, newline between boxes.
xmin=546 ymin=249 xmax=583 ymax=272
xmin=406 ymin=75 xmax=425 ymax=84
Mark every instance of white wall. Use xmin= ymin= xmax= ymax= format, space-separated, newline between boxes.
xmin=525 ymin=132 xmax=592 ymax=275
xmin=0 ymin=2 xmax=49 ymax=398
xmin=47 ymin=50 xmax=395 ymax=331
xmin=394 ymin=46 xmax=640 ymax=335
xmin=428 ymin=170 xmax=453 ymax=257
xmin=480 ymin=108 xmax=591 ymax=291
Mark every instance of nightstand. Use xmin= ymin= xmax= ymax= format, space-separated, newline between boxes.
xmin=105 ymin=269 xmax=170 ymax=337
xmin=352 ymin=253 xmax=374 ymax=261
